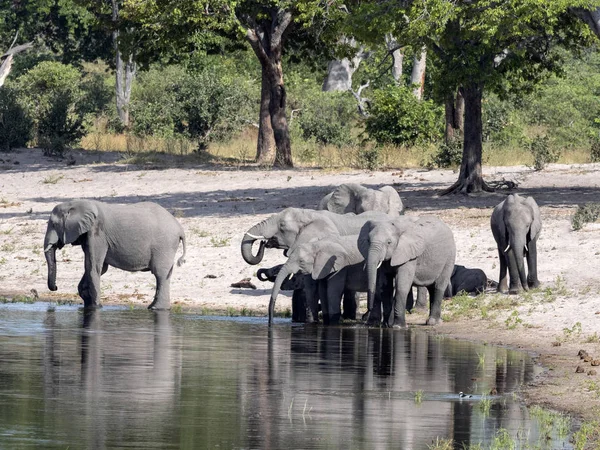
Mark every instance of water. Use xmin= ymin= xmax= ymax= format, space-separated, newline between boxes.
xmin=0 ymin=304 xmax=572 ymax=449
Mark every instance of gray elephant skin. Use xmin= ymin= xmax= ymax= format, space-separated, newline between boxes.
xmin=490 ymin=194 xmax=541 ymax=294
xmin=365 ymin=217 xmax=456 ymax=327
xmin=241 ymin=208 xmax=388 ymax=322
xmin=318 ymin=183 xmax=404 ymax=216
xmin=268 ymin=235 xmax=393 ymax=325
xmin=44 ymin=199 xmax=186 ymax=310
xmin=444 ymin=265 xmax=488 ymax=297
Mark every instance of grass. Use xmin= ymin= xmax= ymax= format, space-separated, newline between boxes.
xmin=571 ymin=203 xmax=600 ymax=231
xmin=0 ymin=295 xmax=36 ymax=304
xmin=1 ymin=242 xmax=16 ymax=252
xmin=427 ymin=438 xmax=453 ymax=450
xmin=191 ymin=227 xmax=210 ymax=238
xmin=504 ymin=310 xmax=523 ymax=329
xmin=42 ymin=174 xmax=64 ymax=184
xmin=584 ymin=332 xmax=600 ymax=343
xmin=414 ymin=390 xmax=424 ymax=404
xmin=478 ymin=394 xmax=492 ymax=416
xmin=573 ymin=416 xmax=600 ymax=450
xmin=529 ymin=405 xmax=572 ymax=440
xmin=210 ymin=236 xmax=231 ymax=247
xmin=584 ymin=380 xmax=600 ymax=399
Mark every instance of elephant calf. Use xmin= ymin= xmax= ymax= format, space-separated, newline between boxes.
xmin=444 ymin=265 xmax=488 ymax=297
xmin=44 ymin=199 xmax=186 ymax=310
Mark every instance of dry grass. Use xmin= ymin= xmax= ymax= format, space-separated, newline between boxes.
xmin=79 ymin=127 xmax=594 ymax=169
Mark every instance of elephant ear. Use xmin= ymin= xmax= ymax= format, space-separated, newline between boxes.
xmin=327 ymin=184 xmax=357 ymax=214
xmin=289 ymin=217 xmax=337 ymax=254
xmin=380 ymin=186 xmax=403 ymax=215
xmin=525 ymin=196 xmax=542 ymax=239
xmin=62 ymin=201 xmax=98 ymax=245
xmin=311 ymin=243 xmax=348 ymax=280
xmin=317 ymin=192 xmax=332 ymax=210
xmin=391 ymin=227 xmax=426 ymax=267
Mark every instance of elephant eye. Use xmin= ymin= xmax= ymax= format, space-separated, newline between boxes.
xmin=387 ymin=239 xmax=392 ymax=245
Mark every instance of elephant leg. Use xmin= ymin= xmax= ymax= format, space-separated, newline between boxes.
xmin=391 ymin=267 xmax=415 ymax=328
xmin=526 ymin=239 xmax=540 ymax=289
xmin=326 ymin=278 xmax=345 ymax=325
xmin=318 ymin=281 xmax=330 ymax=325
xmin=342 ymin=289 xmax=358 ymax=320
xmin=426 ymin=283 xmax=445 ymax=325
xmin=415 ymin=286 xmax=428 ymax=309
xmin=303 ymin=277 xmax=319 ymax=324
xmin=405 ymin=288 xmax=415 ymax=312
xmin=497 ymin=247 xmax=509 ymax=293
xmin=82 ymin=241 xmax=107 ymax=309
xmin=290 ymin=289 xmax=307 ymax=323
xmin=148 ymin=264 xmax=173 ymax=310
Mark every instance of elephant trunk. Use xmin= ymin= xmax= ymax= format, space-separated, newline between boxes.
xmin=241 ymin=219 xmax=277 ymax=265
xmin=508 ymin=233 xmax=529 ymax=291
xmin=44 ymin=227 xmax=60 ymax=291
xmin=268 ymin=263 xmax=297 ymax=325
xmin=45 ymin=247 xmax=58 ymax=291
xmin=366 ymin=245 xmax=385 ymax=312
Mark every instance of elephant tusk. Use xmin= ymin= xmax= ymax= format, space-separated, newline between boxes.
xmin=504 ymin=244 xmax=510 ymax=253
xmin=246 ymin=233 xmax=266 ymax=240
xmin=44 ymin=244 xmax=54 ymax=252
xmin=377 ymin=260 xmax=383 ymax=269
xmin=524 ymin=244 xmax=528 ymax=252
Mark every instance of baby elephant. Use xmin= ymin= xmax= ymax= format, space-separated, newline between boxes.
xmin=44 ymin=199 xmax=186 ymax=310
xmin=444 ymin=265 xmax=487 ymax=297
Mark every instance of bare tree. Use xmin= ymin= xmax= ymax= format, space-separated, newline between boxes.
xmin=410 ymin=47 xmax=426 ymax=100
xmin=112 ymin=0 xmax=136 ymax=128
xmin=322 ymin=37 xmax=366 ymax=92
xmin=0 ymin=35 xmax=33 ymax=88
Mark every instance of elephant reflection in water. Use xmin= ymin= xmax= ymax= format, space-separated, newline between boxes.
xmin=78 ymin=310 xmax=182 ymax=447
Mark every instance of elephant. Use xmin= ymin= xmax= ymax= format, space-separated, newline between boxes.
xmin=318 ymin=183 xmax=404 ymax=216
xmin=43 ymin=199 xmax=186 ymax=310
xmin=444 ymin=265 xmax=488 ymax=297
xmin=241 ymin=208 xmax=388 ymax=322
xmin=490 ymin=194 xmax=541 ymax=294
xmin=364 ymin=216 xmax=456 ymax=327
xmin=268 ymin=234 xmax=393 ymax=325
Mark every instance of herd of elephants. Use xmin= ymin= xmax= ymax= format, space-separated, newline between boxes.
xmin=42 ymin=183 xmax=541 ymax=327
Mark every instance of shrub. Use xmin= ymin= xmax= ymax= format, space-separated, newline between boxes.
xmin=590 ymin=137 xmax=600 ymax=162
xmin=572 ymin=203 xmax=600 ymax=231
xmin=16 ymin=61 xmax=88 ymax=154
xmin=430 ymin=139 xmax=463 ymax=168
xmin=0 ymin=87 xmax=33 ymax=151
xmin=365 ymin=85 xmax=443 ymax=146
xmin=357 ymin=146 xmax=380 ymax=170
xmin=527 ymin=134 xmax=560 ymax=170
xmin=294 ymin=91 xmax=357 ymax=147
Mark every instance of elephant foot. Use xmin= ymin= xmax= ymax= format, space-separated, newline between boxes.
xmin=148 ymin=302 xmax=170 ymax=311
xmin=528 ymin=279 xmax=540 ymax=289
xmin=362 ymin=311 xmax=381 ymax=327
xmin=83 ymin=302 xmax=102 ymax=310
xmin=426 ymin=316 xmax=443 ymax=326
xmin=392 ymin=323 xmax=407 ymax=329
xmin=508 ymin=288 xmax=522 ymax=295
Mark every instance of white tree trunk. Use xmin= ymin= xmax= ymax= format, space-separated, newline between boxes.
xmin=0 ymin=40 xmax=33 ymax=88
xmin=322 ymin=37 xmax=364 ymax=92
xmin=385 ymin=34 xmax=403 ymax=84
xmin=113 ymin=0 xmax=136 ymax=128
xmin=0 ymin=54 xmax=13 ymax=88
xmin=410 ymin=47 xmax=427 ymax=100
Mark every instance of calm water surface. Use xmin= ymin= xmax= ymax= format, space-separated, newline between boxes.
xmin=0 ymin=304 xmax=572 ymax=449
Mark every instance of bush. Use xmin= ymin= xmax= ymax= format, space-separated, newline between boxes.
xmin=572 ymin=203 xmax=600 ymax=231
xmin=527 ymin=135 xmax=560 ymax=170
xmin=16 ymin=61 xmax=88 ymax=154
xmin=430 ymin=139 xmax=463 ymax=168
xmin=357 ymin=146 xmax=380 ymax=170
xmin=0 ymin=88 xmax=33 ymax=151
xmin=591 ymin=138 xmax=600 ymax=162
xmin=293 ymin=91 xmax=357 ymax=147
xmin=365 ymin=85 xmax=442 ymax=146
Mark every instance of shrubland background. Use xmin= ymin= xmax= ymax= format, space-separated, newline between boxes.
xmin=2 ymin=44 xmax=600 ymax=169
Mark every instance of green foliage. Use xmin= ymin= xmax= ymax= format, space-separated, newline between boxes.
xmin=294 ymin=91 xmax=357 ymax=147
xmin=430 ymin=139 xmax=462 ymax=168
xmin=16 ymin=61 xmax=89 ymax=155
xmin=0 ymin=87 xmax=33 ymax=151
xmin=357 ymin=146 xmax=380 ymax=171
xmin=365 ymin=85 xmax=443 ymax=146
xmin=591 ymin=138 xmax=600 ymax=163
xmin=505 ymin=310 xmax=523 ymax=330
xmin=571 ymin=203 xmax=600 ymax=231
xmin=482 ymin=95 xmax=525 ymax=146
xmin=130 ymin=65 xmax=254 ymax=147
xmin=526 ymin=135 xmax=560 ymax=171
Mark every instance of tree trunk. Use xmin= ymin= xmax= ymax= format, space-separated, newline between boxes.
xmin=246 ymin=9 xmax=293 ymax=168
xmin=112 ymin=0 xmax=135 ymax=129
xmin=0 ymin=54 xmax=13 ymax=88
xmin=410 ymin=47 xmax=427 ymax=100
xmin=444 ymin=87 xmax=465 ymax=143
xmin=441 ymin=84 xmax=493 ymax=195
xmin=0 ymin=40 xmax=33 ymax=88
xmin=322 ymin=37 xmax=364 ymax=92
xmin=385 ymin=34 xmax=403 ymax=84
xmin=256 ymin=66 xmax=276 ymax=163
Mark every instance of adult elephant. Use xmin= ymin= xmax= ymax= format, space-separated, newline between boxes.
xmin=43 ymin=199 xmax=186 ymax=310
xmin=364 ymin=217 xmax=456 ymax=327
xmin=491 ymin=194 xmax=541 ymax=294
xmin=268 ymin=234 xmax=393 ymax=325
xmin=318 ymin=183 xmax=404 ymax=216
xmin=241 ymin=208 xmax=388 ymax=321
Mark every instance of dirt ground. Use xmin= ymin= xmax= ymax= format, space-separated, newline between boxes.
xmin=1 ymin=149 xmax=600 ymax=430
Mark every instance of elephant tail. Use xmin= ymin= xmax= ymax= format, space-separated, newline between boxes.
xmin=177 ymin=233 xmax=187 ymax=267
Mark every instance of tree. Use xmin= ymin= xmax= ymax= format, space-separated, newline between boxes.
xmin=352 ymin=0 xmax=600 ymax=194
xmin=123 ymin=0 xmax=344 ymax=167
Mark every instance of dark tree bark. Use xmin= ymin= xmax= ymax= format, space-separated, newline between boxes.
xmin=246 ymin=9 xmax=293 ymax=168
xmin=441 ymin=83 xmax=493 ymax=195
xmin=444 ymin=87 xmax=464 ymax=143
xmin=256 ymin=66 xmax=276 ymax=163
xmin=112 ymin=0 xmax=135 ymax=129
